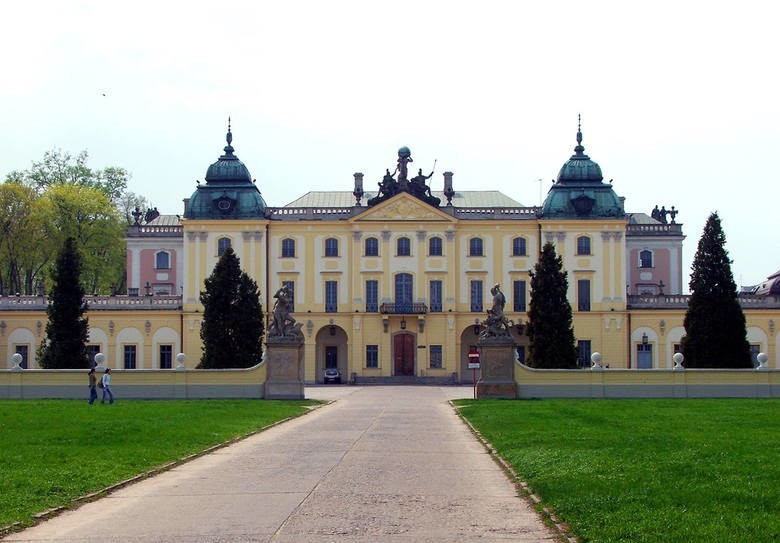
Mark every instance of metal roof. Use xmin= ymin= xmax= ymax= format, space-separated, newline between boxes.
xmin=283 ymin=191 xmax=524 ymax=208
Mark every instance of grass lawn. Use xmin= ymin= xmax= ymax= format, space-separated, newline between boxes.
xmin=455 ymin=398 xmax=780 ymax=543
xmin=0 ymin=399 xmax=314 ymax=531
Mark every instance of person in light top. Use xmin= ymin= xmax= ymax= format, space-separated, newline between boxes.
xmin=101 ymin=368 xmax=114 ymax=404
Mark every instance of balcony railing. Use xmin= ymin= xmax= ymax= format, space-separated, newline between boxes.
xmin=379 ymin=302 xmax=428 ymax=314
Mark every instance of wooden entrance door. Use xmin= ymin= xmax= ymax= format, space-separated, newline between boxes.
xmin=393 ymin=333 xmax=415 ymax=376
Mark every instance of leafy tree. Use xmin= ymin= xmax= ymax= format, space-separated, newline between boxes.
xmin=39 ymin=184 xmax=126 ymax=294
xmin=38 ymin=238 xmax=90 ymax=368
xmin=199 ymin=248 xmax=264 ymax=368
xmin=681 ymin=212 xmax=752 ymax=368
xmin=0 ymin=183 xmax=46 ymax=294
xmin=7 ymin=148 xmax=129 ymax=204
xmin=4 ymin=148 xmax=146 ymax=294
xmin=526 ymin=242 xmax=578 ymax=369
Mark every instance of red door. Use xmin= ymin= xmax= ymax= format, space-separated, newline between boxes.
xmin=394 ymin=333 xmax=415 ymax=376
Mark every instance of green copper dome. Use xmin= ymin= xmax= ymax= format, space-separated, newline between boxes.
xmin=184 ymin=122 xmax=267 ymax=220
xmin=541 ymin=120 xmax=624 ymax=219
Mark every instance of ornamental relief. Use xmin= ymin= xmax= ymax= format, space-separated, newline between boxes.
xmin=357 ymin=198 xmax=449 ymax=221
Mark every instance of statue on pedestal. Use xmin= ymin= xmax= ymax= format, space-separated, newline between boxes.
xmin=480 ymin=283 xmax=514 ymax=339
xmin=268 ymin=285 xmax=303 ymax=340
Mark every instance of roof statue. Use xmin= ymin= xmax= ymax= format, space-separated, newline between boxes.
xmin=367 ymin=147 xmax=441 ymax=207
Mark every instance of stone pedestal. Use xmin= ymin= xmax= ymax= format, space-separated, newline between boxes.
xmin=476 ymin=336 xmax=517 ymax=399
xmin=264 ymin=339 xmax=305 ymax=400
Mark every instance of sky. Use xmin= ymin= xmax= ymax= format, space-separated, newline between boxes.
xmin=2 ymin=0 xmax=779 ymax=291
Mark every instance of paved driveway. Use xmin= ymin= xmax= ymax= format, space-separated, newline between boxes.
xmin=6 ymin=386 xmax=557 ymax=542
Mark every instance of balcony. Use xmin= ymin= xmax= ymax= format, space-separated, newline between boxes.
xmin=379 ymin=302 xmax=428 ymax=314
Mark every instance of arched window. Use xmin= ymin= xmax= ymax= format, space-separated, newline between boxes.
xmin=512 ymin=237 xmax=527 ymax=256
xmin=397 ymin=237 xmax=411 ymax=256
xmin=281 ymin=238 xmax=296 ymax=258
xmin=428 ymin=236 xmax=442 ymax=256
xmin=155 ymin=251 xmax=170 ymax=270
xmin=576 ymin=236 xmax=591 ymax=256
xmin=218 ymin=237 xmax=231 ymax=257
xmin=639 ymin=249 xmax=653 ymax=268
xmin=469 ymin=237 xmax=483 ymax=257
xmin=325 ymin=237 xmax=339 ymax=257
xmin=395 ymin=273 xmax=413 ymax=311
xmin=365 ymin=237 xmax=379 ymax=257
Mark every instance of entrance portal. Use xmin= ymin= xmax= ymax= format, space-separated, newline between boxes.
xmin=393 ymin=333 xmax=415 ymax=376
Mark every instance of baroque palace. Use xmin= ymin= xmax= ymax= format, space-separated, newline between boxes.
xmin=2 ymin=124 xmax=779 ymax=381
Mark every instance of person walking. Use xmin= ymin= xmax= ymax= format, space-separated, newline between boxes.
xmin=88 ymin=367 xmax=97 ymax=405
xmin=100 ymin=368 xmax=114 ymax=404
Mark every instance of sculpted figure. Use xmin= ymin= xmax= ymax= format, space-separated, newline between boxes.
xmin=269 ymin=285 xmax=298 ymax=337
xmin=480 ymin=283 xmax=513 ymax=338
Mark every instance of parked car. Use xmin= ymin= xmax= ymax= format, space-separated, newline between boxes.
xmin=323 ymin=368 xmax=341 ymax=384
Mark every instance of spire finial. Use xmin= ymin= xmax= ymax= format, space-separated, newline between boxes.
xmin=574 ymin=114 xmax=584 ymax=154
xmin=222 ymin=117 xmax=235 ymax=156
xmin=226 ymin=116 xmax=233 ymax=147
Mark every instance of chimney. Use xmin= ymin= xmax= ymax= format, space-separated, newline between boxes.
xmin=443 ymin=171 xmax=455 ymax=206
xmin=353 ymin=172 xmax=364 ymax=206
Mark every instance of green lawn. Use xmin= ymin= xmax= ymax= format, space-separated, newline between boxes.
xmin=455 ymin=399 xmax=780 ymax=543
xmin=0 ymin=399 xmax=314 ymax=531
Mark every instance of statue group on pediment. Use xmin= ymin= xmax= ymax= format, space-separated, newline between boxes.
xmin=367 ymin=147 xmax=441 ymax=207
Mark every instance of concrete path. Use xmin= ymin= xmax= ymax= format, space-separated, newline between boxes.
xmin=6 ymin=386 xmax=558 ymax=542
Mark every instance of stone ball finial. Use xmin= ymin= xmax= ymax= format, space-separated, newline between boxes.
xmin=175 ymin=353 xmax=187 ymax=370
xmin=672 ymin=352 xmax=685 ymax=370
xmin=11 ymin=352 xmax=23 ymax=367
xmin=591 ymin=352 xmax=603 ymax=370
xmin=94 ymin=353 xmax=106 ymax=367
xmin=756 ymin=352 xmax=769 ymax=370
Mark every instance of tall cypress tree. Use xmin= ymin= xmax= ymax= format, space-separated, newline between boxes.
xmin=526 ymin=242 xmax=578 ymax=369
xmin=38 ymin=237 xmax=90 ymax=368
xmin=198 ymin=248 xmax=264 ymax=368
xmin=682 ymin=212 xmax=752 ymax=368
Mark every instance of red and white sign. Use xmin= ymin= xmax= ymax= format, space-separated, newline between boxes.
xmin=468 ymin=348 xmax=480 ymax=369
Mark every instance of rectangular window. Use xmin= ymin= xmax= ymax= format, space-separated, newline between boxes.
xmin=469 ymin=238 xmax=483 ymax=256
xmin=159 ymin=344 xmax=173 ymax=369
xmin=577 ymin=340 xmax=592 ymax=368
xmin=576 ymin=236 xmax=591 ymax=255
xmin=513 ymin=280 xmax=526 ymax=312
xmin=365 ymin=280 xmax=378 ymax=313
xmin=512 ymin=237 xmax=527 ymax=256
xmin=366 ymin=345 xmax=378 ymax=368
xmin=282 ymin=238 xmax=296 ymax=258
xmin=429 ymin=280 xmax=442 ymax=312
xmin=14 ymin=345 xmax=29 ymax=369
xmin=155 ymin=251 xmax=170 ymax=269
xmin=123 ymin=345 xmax=137 ymax=369
xmin=429 ymin=345 xmax=443 ymax=369
xmin=282 ymin=280 xmax=295 ymax=312
xmin=428 ymin=237 xmax=442 ymax=256
xmin=325 ymin=281 xmax=338 ymax=313
xmin=470 ymin=280 xmax=483 ymax=312
xmin=218 ymin=237 xmax=231 ymax=257
xmin=673 ymin=343 xmax=682 ymax=354
xmin=639 ymin=250 xmax=653 ymax=268
xmin=325 ymin=238 xmax=339 ymax=257
xmin=578 ymin=279 xmax=591 ymax=311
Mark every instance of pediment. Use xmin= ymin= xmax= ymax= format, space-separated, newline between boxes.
xmin=351 ymin=193 xmax=455 ymax=222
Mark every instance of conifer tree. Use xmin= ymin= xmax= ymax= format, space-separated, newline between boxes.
xmin=526 ymin=242 xmax=578 ymax=368
xmin=681 ymin=212 xmax=752 ymax=368
xmin=38 ymin=237 xmax=90 ymax=368
xmin=198 ymin=248 xmax=264 ymax=368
